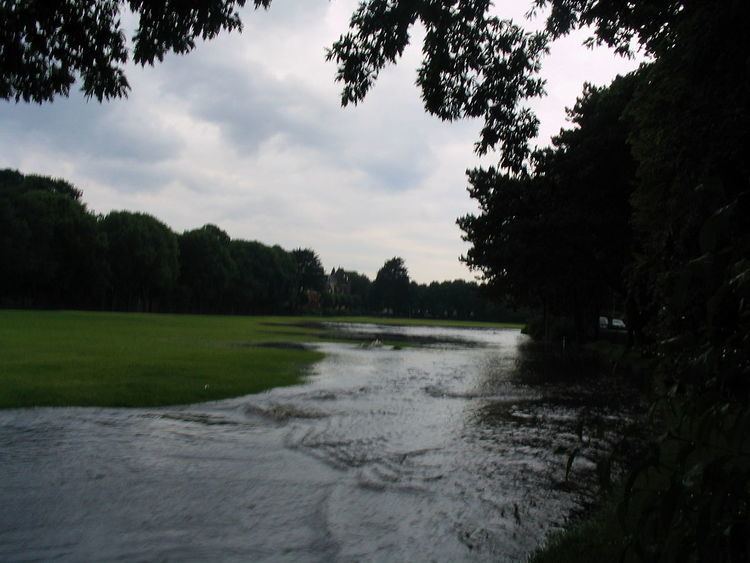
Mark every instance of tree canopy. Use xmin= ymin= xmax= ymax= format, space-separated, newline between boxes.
xmin=373 ymin=257 xmax=410 ymax=315
xmin=459 ymin=72 xmax=639 ymax=344
xmin=0 ymin=169 xmax=105 ymax=308
xmin=178 ymin=224 xmax=236 ymax=313
xmin=457 ymin=1 xmax=750 ymax=558
xmin=100 ymin=210 xmax=179 ymax=311
xmin=0 ymin=0 xmax=272 ymax=102
xmin=291 ymin=248 xmax=326 ymax=309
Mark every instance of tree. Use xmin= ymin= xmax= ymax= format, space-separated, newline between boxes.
xmin=326 ymin=1 xmax=547 ymax=172
xmin=418 ymin=279 xmax=489 ymax=320
xmin=0 ymin=1 xmax=272 ymax=102
xmin=0 ymin=169 xmax=106 ymax=308
xmin=291 ymin=248 xmax=325 ymax=293
xmin=527 ymin=3 xmax=749 ymax=558
xmin=229 ymin=239 xmax=296 ymax=314
xmin=459 ymin=168 xmax=562 ymax=330
xmin=344 ymin=270 xmax=372 ymax=314
xmin=177 ymin=224 xmax=236 ymax=313
xmin=459 ymin=72 xmax=640 ymax=344
xmin=373 ymin=257 xmax=410 ymax=316
xmin=268 ymin=245 xmax=298 ymax=311
xmin=291 ymin=248 xmax=325 ymax=309
xmin=100 ymin=210 xmax=179 ymax=311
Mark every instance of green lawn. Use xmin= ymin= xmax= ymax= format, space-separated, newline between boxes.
xmin=0 ymin=310 xmax=327 ymax=408
xmin=0 ymin=310 xmax=521 ymax=408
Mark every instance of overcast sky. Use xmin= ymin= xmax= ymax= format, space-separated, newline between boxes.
xmin=0 ymin=0 xmax=639 ymax=283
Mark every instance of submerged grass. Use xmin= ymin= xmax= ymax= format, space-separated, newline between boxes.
xmin=323 ymin=315 xmax=524 ymax=329
xmin=0 ymin=310 xmax=521 ymax=408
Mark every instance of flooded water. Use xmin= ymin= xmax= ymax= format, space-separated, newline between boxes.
xmin=0 ymin=325 xmax=640 ymax=561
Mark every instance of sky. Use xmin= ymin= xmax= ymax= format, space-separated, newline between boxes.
xmin=0 ymin=0 xmax=640 ymax=284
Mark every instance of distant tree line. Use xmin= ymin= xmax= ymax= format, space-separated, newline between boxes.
xmin=0 ymin=169 xmax=519 ymax=321
xmin=324 ymin=257 xmax=522 ymax=321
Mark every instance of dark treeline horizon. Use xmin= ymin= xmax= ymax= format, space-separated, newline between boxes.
xmin=0 ymin=169 xmax=522 ymax=322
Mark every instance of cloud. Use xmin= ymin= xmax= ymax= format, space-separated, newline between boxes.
xmin=0 ymin=93 xmax=181 ymax=165
xmin=151 ymin=42 xmax=447 ymax=194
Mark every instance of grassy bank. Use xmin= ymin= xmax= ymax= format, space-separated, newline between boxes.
xmin=529 ymin=340 xmax=656 ymax=562
xmin=0 ymin=310 xmax=520 ymax=408
xmin=529 ymin=499 xmax=625 ymax=563
xmin=0 ymin=310 xmax=328 ymax=408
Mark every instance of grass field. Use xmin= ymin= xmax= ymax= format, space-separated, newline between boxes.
xmin=0 ymin=310 xmax=522 ymax=408
xmin=0 ymin=310 xmax=326 ymax=408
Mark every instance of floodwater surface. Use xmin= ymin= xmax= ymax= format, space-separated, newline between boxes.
xmin=0 ymin=325 xmax=638 ymax=561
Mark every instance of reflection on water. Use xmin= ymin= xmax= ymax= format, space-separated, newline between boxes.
xmin=0 ymin=325 xmax=640 ymax=561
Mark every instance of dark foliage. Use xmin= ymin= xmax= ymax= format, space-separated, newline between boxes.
xmin=453 ymin=0 xmax=750 ymax=559
xmin=229 ymin=240 xmax=296 ymax=314
xmin=291 ymin=248 xmax=326 ymax=309
xmin=326 ymin=0 xmax=547 ymax=171
xmin=177 ymin=224 xmax=236 ymax=313
xmin=0 ymin=170 xmax=106 ymax=308
xmin=100 ymin=210 xmax=178 ymax=312
xmin=459 ymin=73 xmax=638 ymax=346
xmin=0 ymin=0 xmax=271 ymax=102
xmin=372 ymin=257 xmax=410 ymax=316
xmin=0 ymin=169 xmax=512 ymax=322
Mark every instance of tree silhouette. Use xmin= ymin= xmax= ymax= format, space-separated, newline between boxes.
xmin=459 ymin=73 xmax=639 ymax=344
xmin=373 ymin=257 xmax=410 ymax=316
xmin=178 ymin=224 xmax=235 ymax=313
xmin=100 ymin=210 xmax=179 ymax=312
xmin=291 ymin=248 xmax=325 ymax=309
xmin=0 ymin=170 xmax=105 ymax=308
xmin=0 ymin=0 xmax=272 ymax=102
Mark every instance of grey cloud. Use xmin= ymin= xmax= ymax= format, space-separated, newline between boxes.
xmin=0 ymin=93 xmax=182 ymax=165
xmin=160 ymin=56 xmax=337 ymax=154
xmin=358 ymin=155 xmax=428 ymax=192
xmin=156 ymin=51 xmax=439 ymax=192
xmin=82 ymin=159 xmax=175 ymax=196
xmin=243 ymin=0 xmax=331 ymax=26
